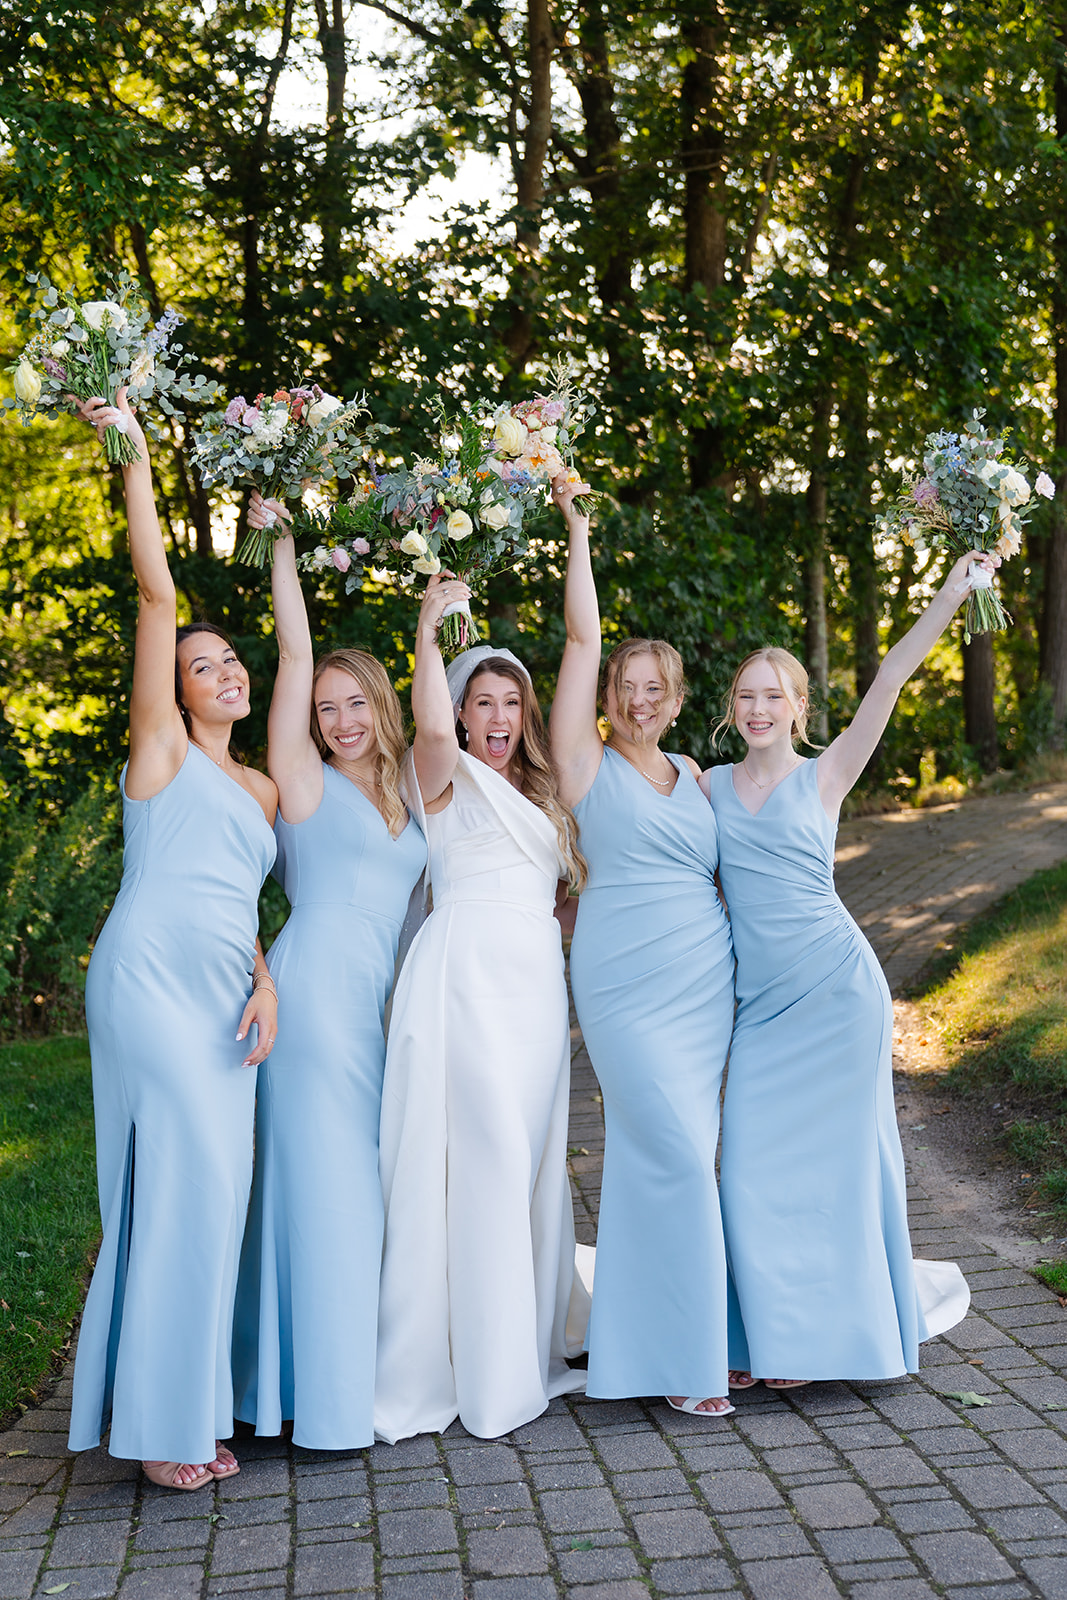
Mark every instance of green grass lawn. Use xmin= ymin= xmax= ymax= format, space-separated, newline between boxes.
xmin=0 ymin=1034 xmax=99 ymax=1421
xmin=914 ymin=857 xmax=1067 ymax=1291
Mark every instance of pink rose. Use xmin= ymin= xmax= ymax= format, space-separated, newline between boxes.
xmin=331 ymin=548 xmax=352 ymax=573
xmin=241 ymin=406 xmax=260 ymax=427
xmin=224 ymin=396 xmax=247 ymax=425
xmin=352 ymin=537 xmax=371 ymax=556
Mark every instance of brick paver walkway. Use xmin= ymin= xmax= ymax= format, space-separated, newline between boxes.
xmin=5 ymin=783 xmax=1067 ymax=1600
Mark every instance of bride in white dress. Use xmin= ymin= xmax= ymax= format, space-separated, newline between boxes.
xmin=374 ymin=575 xmax=591 ymax=1443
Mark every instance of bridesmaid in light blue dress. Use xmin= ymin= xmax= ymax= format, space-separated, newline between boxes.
xmin=67 ymin=396 xmax=279 ymax=1490
xmin=232 ymin=497 xmax=426 ymax=1450
xmin=549 ymin=476 xmax=735 ymax=1417
xmin=703 ymin=550 xmax=988 ymax=1387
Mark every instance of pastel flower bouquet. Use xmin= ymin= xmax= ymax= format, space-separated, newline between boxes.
xmin=876 ymin=409 xmax=1055 ymax=640
xmin=3 ymin=271 xmax=216 ymax=465
xmin=298 ymin=404 xmax=548 ymax=649
xmin=298 ymin=365 xmax=597 ymax=650
xmin=191 ymin=387 xmax=382 ymax=566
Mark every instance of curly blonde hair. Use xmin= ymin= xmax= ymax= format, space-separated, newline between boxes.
xmin=712 ymin=647 xmax=818 ymax=751
xmin=311 ymin=650 xmax=409 ymax=837
xmin=460 ymin=660 xmax=588 ymax=890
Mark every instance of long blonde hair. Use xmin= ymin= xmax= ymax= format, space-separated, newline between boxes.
xmin=713 ymin=646 xmax=818 ymax=751
xmin=311 ymin=650 xmax=409 ymax=837
xmin=461 ymin=660 xmax=588 ymax=890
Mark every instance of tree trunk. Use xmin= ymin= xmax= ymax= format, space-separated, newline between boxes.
xmin=240 ymin=0 xmax=295 ymax=391
xmin=1039 ymin=26 xmax=1067 ymax=745
xmin=963 ymin=634 xmax=999 ymax=772
xmin=314 ymin=0 xmax=348 ymax=289
xmin=803 ymin=392 xmax=833 ymax=742
xmin=677 ymin=2 xmax=728 ymax=493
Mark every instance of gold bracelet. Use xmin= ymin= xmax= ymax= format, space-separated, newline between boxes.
xmin=252 ymin=974 xmax=277 ymax=996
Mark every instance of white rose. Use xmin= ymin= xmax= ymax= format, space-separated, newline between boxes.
xmin=128 ymin=348 xmax=155 ymax=389
xmin=481 ymin=501 xmax=511 ymax=531
xmin=446 ymin=509 xmax=474 ymax=540
xmin=493 ymin=414 xmax=526 ymax=456
xmin=306 ymin=393 xmax=343 ymax=427
xmin=400 ymin=531 xmax=429 ymax=557
xmin=412 ymin=553 xmax=442 ymax=575
xmin=14 ymin=359 xmax=41 ymax=405
xmin=1035 ymin=471 xmax=1056 ymax=499
xmin=49 ymin=339 xmax=70 ymax=358
xmin=995 ymin=523 xmax=1022 ymax=558
xmin=539 ymin=424 xmax=558 ymax=445
xmin=998 ymin=466 xmax=1030 ymax=507
xmin=81 ymin=300 xmax=128 ymax=333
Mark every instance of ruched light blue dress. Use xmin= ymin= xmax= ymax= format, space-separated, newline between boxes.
xmin=68 ymin=745 xmax=276 ymax=1464
xmin=232 ymin=762 xmax=426 ymax=1449
xmin=706 ymin=757 xmax=966 ymax=1380
xmin=569 ymin=746 xmax=735 ymax=1399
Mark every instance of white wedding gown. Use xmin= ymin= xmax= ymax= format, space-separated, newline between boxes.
xmin=374 ymin=752 xmax=589 ymax=1443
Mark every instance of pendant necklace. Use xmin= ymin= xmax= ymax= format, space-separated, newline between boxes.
xmin=742 ymin=755 xmax=799 ymax=791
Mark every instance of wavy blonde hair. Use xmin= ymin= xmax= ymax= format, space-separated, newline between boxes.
xmin=602 ymin=637 xmax=686 ymax=738
xmin=461 ymin=660 xmax=588 ymax=890
xmin=311 ymin=650 xmax=409 ymax=837
xmin=712 ymin=646 xmax=818 ymax=751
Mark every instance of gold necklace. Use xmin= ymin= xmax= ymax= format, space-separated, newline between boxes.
xmin=192 ymin=739 xmax=227 ymax=769
xmin=742 ymin=755 xmax=799 ymax=791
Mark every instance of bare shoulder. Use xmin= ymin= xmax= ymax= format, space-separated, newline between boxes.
xmin=241 ymin=764 xmax=279 ymax=825
xmin=679 ymin=754 xmax=702 ymax=780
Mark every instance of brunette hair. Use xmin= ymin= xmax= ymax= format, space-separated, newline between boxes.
xmin=311 ymin=650 xmax=409 ymax=838
xmin=602 ymin=638 xmax=686 ymax=738
xmin=460 ymin=659 xmax=587 ymax=890
xmin=712 ymin=646 xmax=818 ymax=750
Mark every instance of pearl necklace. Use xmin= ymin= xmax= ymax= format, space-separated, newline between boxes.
xmin=612 ymin=744 xmax=673 ymax=788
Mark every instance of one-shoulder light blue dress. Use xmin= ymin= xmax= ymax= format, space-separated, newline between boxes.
xmin=68 ymin=745 xmax=276 ymax=1464
xmin=232 ymin=762 xmax=426 ymax=1449
xmin=706 ymin=758 xmax=967 ymax=1380
xmin=569 ymin=747 xmax=736 ymax=1399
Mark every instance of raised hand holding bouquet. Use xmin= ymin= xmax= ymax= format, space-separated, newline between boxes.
xmin=299 ymin=403 xmax=559 ymax=651
xmin=877 ymin=409 xmax=1055 ymax=641
xmin=192 ymin=386 xmax=380 ymax=566
xmin=4 ymin=271 xmax=215 ymax=466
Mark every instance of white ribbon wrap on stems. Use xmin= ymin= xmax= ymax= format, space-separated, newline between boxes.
xmin=110 ymin=414 xmax=129 ymax=435
xmin=260 ymin=507 xmax=278 ymax=529
xmin=962 ymin=559 xmax=993 ymax=594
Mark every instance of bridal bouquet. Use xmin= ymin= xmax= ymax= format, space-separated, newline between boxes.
xmin=3 ymin=271 xmax=216 ymax=465
xmin=876 ymin=410 xmax=1056 ymax=640
xmin=191 ymin=387 xmax=380 ymax=566
xmin=298 ymin=404 xmax=554 ymax=650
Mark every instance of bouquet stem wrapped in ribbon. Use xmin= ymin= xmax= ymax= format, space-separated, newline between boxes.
xmin=876 ymin=410 xmax=1055 ymax=641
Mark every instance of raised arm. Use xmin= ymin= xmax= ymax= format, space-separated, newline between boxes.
xmin=77 ymin=393 xmax=186 ymax=799
xmin=818 ymin=549 xmax=996 ymax=813
xmin=256 ymin=494 xmax=323 ymax=823
xmin=547 ymin=473 xmax=604 ymax=808
xmin=412 ymin=574 xmax=470 ymax=805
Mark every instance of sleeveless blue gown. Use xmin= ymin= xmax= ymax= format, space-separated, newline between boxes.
xmin=232 ymin=762 xmax=426 ymax=1449
xmin=569 ymin=746 xmax=735 ymax=1399
xmin=706 ymin=757 xmax=927 ymax=1379
xmin=68 ymin=745 xmax=276 ymax=1464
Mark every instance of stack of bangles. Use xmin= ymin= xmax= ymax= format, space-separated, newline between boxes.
xmin=252 ymin=973 xmax=277 ymax=999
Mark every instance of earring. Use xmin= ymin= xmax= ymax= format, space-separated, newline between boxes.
xmin=671 ymin=718 xmax=677 ymax=727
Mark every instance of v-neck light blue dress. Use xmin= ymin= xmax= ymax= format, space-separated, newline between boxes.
xmin=706 ymin=757 xmax=927 ymax=1379
xmin=68 ymin=745 xmax=276 ymax=1464
xmin=569 ymin=746 xmax=735 ymax=1399
xmin=232 ymin=761 xmax=426 ymax=1449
